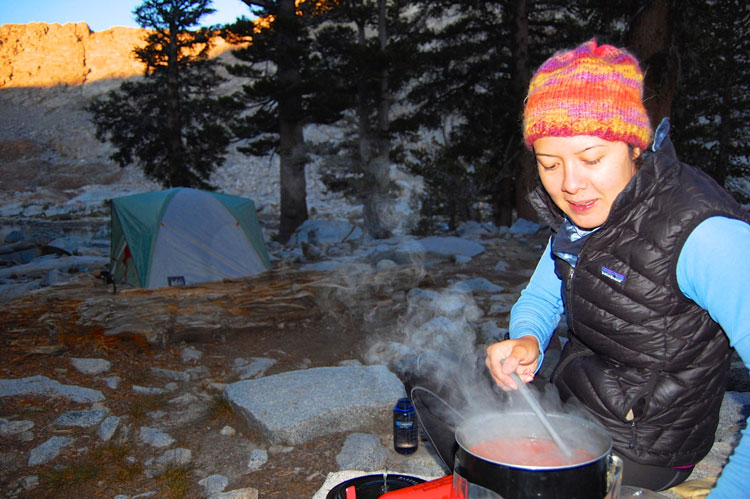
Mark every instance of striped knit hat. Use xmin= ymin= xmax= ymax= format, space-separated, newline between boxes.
xmin=523 ymin=40 xmax=652 ymax=150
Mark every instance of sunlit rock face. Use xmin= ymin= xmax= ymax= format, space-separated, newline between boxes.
xmin=0 ymin=22 xmax=236 ymax=89
xmin=0 ymin=23 xmax=144 ymax=88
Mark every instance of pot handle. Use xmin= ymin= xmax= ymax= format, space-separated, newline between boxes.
xmin=410 ymin=386 xmax=465 ymax=424
xmin=410 ymin=386 xmax=466 ymax=472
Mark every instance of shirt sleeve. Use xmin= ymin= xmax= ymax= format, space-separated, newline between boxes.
xmin=676 ymin=216 xmax=750 ymax=499
xmin=509 ymin=237 xmax=565 ymax=371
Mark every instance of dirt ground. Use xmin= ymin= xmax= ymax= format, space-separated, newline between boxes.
xmin=0 ymin=232 xmax=547 ymax=498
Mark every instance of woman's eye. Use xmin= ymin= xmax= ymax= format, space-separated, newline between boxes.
xmin=538 ymin=161 xmax=558 ymax=170
xmin=582 ymin=157 xmax=602 ymax=166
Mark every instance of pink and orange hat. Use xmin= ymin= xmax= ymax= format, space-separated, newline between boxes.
xmin=523 ymin=40 xmax=652 ymax=150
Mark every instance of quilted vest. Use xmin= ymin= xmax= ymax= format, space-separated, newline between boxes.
xmin=528 ymin=136 xmax=750 ymax=466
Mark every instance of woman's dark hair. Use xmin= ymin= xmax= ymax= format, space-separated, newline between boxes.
xmin=629 ymin=145 xmax=645 ymax=170
xmin=522 ymin=148 xmax=542 ymax=192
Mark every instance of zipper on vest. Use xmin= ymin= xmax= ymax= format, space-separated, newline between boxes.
xmin=549 ymin=262 xmax=579 ymax=386
xmin=565 ymin=265 xmax=575 ymax=289
xmin=563 ymin=263 xmax=576 ymax=334
xmin=560 ymin=260 xmax=575 ymax=304
xmin=628 ymin=420 xmax=637 ymax=450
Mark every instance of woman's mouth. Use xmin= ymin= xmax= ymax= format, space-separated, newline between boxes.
xmin=567 ymin=199 xmax=597 ymax=214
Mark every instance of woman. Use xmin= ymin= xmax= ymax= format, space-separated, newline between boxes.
xmin=485 ymin=40 xmax=750 ymax=496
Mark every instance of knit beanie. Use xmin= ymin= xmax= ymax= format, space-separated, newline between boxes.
xmin=523 ymin=40 xmax=652 ymax=150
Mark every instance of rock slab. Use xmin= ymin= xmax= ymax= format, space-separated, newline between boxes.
xmin=225 ymin=365 xmax=405 ymax=445
xmin=28 ymin=436 xmax=74 ymax=466
xmin=0 ymin=375 xmax=104 ymax=403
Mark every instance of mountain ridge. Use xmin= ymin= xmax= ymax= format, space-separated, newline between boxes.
xmin=0 ymin=22 xmax=236 ymax=89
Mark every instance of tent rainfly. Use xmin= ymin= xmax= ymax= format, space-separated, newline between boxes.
xmin=109 ymin=188 xmax=270 ymax=289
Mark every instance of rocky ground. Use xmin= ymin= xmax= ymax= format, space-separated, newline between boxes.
xmin=1 ymin=222 xmax=748 ymax=499
xmin=0 ymin=224 xmax=551 ymax=498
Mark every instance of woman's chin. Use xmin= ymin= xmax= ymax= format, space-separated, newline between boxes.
xmin=567 ymin=213 xmax=606 ymax=229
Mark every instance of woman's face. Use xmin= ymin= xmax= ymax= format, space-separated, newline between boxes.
xmin=533 ymin=135 xmax=640 ymax=229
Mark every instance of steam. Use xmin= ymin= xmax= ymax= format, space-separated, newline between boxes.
xmin=365 ymin=286 xmax=479 ymax=362
xmin=363 ymin=278 xmax=510 ymax=423
xmin=357 ymin=267 xmax=587 ymax=428
xmin=312 ymin=252 xmax=589 ymax=433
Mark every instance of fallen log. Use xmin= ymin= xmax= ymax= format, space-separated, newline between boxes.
xmin=0 ymin=235 xmax=52 ymax=255
xmin=2 ymin=264 xmax=426 ymax=347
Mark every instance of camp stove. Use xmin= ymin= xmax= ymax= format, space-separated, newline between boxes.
xmin=377 ymin=475 xmax=453 ymax=498
xmin=376 ymin=454 xmax=626 ymax=499
xmin=325 ymin=473 xmax=442 ymax=499
xmin=376 ymin=474 xmax=517 ymax=499
xmin=324 ymin=473 xmax=508 ymax=499
xmin=377 ymin=468 xmax=626 ymax=498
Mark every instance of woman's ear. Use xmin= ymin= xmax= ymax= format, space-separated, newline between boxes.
xmin=630 ymin=146 xmax=642 ymax=160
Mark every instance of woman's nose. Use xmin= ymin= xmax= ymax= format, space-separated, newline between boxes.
xmin=561 ymin=164 xmax=585 ymax=193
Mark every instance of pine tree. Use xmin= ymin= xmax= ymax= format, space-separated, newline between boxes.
xmin=605 ymin=0 xmax=750 ymax=200
xmin=670 ymin=0 xmax=750 ymax=199
xmin=313 ymin=0 xmax=421 ymax=237
xmin=400 ymin=1 xmax=542 ymax=228
xmin=87 ymin=0 xmax=236 ymax=189
xmin=225 ymin=0 xmax=345 ymax=243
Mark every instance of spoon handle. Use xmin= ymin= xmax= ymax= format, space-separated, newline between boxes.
xmin=510 ymin=372 xmax=573 ymax=457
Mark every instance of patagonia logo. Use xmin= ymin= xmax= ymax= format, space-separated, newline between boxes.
xmin=601 ymin=266 xmax=626 ymax=284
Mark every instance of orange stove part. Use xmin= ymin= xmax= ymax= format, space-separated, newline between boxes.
xmin=377 ymin=475 xmax=453 ymax=499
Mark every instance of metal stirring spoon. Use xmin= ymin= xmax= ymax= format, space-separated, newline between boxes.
xmin=509 ymin=371 xmax=574 ymax=458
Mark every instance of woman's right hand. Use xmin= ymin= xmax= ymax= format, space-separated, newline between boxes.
xmin=485 ymin=336 xmax=541 ymax=391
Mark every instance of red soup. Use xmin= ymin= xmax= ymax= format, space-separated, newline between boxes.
xmin=469 ymin=437 xmax=596 ymax=467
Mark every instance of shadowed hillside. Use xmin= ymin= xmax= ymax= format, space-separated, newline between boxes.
xmin=0 ymin=22 xmax=357 ymax=225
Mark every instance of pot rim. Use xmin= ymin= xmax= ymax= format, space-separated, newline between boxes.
xmin=455 ymin=411 xmax=613 ymax=471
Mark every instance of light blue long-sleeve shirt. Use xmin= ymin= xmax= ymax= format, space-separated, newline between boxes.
xmin=509 ymin=216 xmax=750 ymax=497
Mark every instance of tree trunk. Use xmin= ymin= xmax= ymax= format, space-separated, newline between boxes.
xmin=715 ymin=91 xmax=730 ymax=187
xmin=363 ymin=0 xmax=393 ymax=239
xmin=356 ymin=19 xmax=371 ymax=183
xmin=625 ymin=0 xmax=679 ymax=126
xmin=506 ymin=0 xmax=537 ymax=224
xmin=166 ymin=17 xmax=184 ymax=187
xmin=276 ymin=0 xmax=308 ymax=243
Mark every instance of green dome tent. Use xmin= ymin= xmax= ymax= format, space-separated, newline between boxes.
xmin=109 ymin=188 xmax=270 ymax=289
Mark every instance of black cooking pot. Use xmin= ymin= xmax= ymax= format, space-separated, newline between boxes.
xmin=453 ymin=412 xmax=612 ymax=499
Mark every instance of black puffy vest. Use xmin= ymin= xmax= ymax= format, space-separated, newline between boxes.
xmin=528 ymin=137 xmax=750 ymax=466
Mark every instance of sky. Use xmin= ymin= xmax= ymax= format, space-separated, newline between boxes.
xmin=0 ymin=0 xmax=251 ymax=32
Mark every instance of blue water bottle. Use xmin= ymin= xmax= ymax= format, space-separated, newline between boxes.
xmin=393 ymin=397 xmax=418 ymax=454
